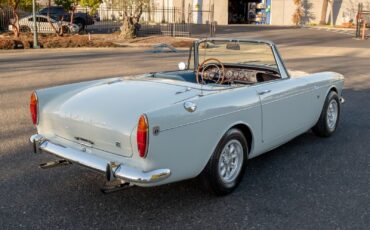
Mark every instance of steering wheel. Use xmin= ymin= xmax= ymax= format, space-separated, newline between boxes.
xmin=196 ymin=58 xmax=225 ymax=84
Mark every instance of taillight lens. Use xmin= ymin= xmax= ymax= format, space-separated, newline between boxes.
xmin=137 ymin=114 xmax=149 ymax=158
xmin=30 ymin=91 xmax=38 ymax=125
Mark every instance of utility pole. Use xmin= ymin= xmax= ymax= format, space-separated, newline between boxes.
xmin=162 ymin=0 xmax=165 ymax=23
xmin=330 ymin=0 xmax=334 ymax=27
xmin=32 ymin=0 xmax=39 ymax=48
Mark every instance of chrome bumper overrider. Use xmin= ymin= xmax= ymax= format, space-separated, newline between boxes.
xmin=340 ymin=97 xmax=345 ymax=104
xmin=30 ymin=134 xmax=171 ymax=184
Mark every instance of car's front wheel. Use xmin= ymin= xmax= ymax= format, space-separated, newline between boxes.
xmin=312 ymin=90 xmax=341 ymax=137
xmin=200 ymin=128 xmax=248 ymax=196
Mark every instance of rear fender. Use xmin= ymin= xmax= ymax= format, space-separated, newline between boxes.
xmin=143 ymin=86 xmax=261 ymax=184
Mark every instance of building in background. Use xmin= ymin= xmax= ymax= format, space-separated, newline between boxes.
xmin=97 ymin=0 xmax=368 ymax=26
xmin=165 ymin=0 xmax=367 ymax=26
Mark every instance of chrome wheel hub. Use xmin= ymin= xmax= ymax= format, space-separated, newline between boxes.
xmin=218 ymin=139 xmax=243 ymax=184
xmin=327 ymin=99 xmax=338 ymax=131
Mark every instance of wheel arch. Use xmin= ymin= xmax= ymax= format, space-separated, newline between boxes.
xmin=230 ymin=123 xmax=253 ymax=156
xmin=198 ymin=121 xmax=254 ymax=177
xmin=328 ymin=86 xmax=338 ymax=94
xmin=324 ymin=85 xmax=341 ymax=104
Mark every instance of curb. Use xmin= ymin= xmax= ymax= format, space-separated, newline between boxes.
xmin=302 ymin=26 xmax=355 ymax=36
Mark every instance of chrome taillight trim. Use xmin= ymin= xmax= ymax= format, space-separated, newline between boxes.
xmin=137 ymin=114 xmax=149 ymax=158
xmin=30 ymin=91 xmax=39 ymax=125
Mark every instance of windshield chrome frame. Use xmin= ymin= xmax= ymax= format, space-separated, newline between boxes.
xmin=191 ymin=38 xmax=290 ymax=79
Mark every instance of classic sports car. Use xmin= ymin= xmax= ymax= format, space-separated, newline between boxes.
xmin=30 ymin=39 xmax=344 ymax=195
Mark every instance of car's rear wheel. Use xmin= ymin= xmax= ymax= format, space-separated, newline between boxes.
xmin=200 ymin=128 xmax=248 ymax=196
xmin=312 ymin=91 xmax=340 ymax=137
xmin=20 ymin=26 xmax=31 ymax=33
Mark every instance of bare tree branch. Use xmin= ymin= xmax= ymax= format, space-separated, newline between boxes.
xmin=47 ymin=0 xmax=62 ymax=36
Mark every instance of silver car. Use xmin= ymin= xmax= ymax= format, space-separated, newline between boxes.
xmin=29 ymin=38 xmax=344 ymax=195
xmin=10 ymin=15 xmax=79 ymax=34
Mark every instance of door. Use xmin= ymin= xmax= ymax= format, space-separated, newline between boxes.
xmin=255 ymin=78 xmax=313 ymax=147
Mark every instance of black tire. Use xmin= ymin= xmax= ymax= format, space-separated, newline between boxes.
xmin=200 ymin=128 xmax=248 ymax=196
xmin=312 ymin=91 xmax=340 ymax=137
xmin=75 ymin=19 xmax=85 ymax=31
xmin=20 ymin=26 xmax=31 ymax=33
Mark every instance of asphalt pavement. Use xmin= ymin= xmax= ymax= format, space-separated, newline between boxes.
xmin=0 ymin=27 xmax=369 ymax=229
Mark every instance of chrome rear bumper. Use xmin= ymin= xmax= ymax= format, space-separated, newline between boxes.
xmin=30 ymin=134 xmax=170 ymax=184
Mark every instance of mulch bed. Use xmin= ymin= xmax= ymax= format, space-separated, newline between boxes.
xmin=0 ymin=32 xmax=195 ymax=50
xmin=0 ymin=33 xmax=118 ymax=49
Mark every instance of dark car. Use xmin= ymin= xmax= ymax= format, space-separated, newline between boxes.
xmin=39 ymin=6 xmax=94 ymax=30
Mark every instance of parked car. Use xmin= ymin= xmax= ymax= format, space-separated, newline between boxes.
xmin=30 ymin=38 xmax=344 ymax=195
xmin=92 ymin=12 xmax=100 ymax=22
xmin=38 ymin=6 xmax=94 ymax=30
xmin=10 ymin=15 xmax=79 ymax=34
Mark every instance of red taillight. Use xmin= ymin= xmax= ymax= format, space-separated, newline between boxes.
xmin=30 ymin=91 xmax=38 ymax=125
xmin=137 ymin=114 xmax=149 ymax=158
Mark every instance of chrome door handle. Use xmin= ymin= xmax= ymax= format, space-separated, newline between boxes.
xmin=258 ymin=89 xmax=271 ymax=95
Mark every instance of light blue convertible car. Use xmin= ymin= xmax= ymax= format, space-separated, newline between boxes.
xmin=30 ymin=38 xmax=344 ymax=195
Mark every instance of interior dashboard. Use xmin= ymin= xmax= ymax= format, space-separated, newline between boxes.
xmin=201 ymin=65 xmax=281 ymax=84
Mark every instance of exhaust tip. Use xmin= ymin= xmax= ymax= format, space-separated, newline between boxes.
xmin=106 ymin=162 xmax=119 ymax=182
xmin=30 ymin=134 xmax=45 ymax=154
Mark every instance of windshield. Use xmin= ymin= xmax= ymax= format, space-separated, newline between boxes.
xmin=195 ymin=40 xmax=278 ymax=69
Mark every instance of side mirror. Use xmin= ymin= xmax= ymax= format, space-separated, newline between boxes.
xmin=178 ymin=62 xmax=187 ymax=70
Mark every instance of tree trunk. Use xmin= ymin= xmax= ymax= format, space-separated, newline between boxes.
xmin=330 ymin=0 xmax=334 ymax=26
xmin=47 ymin=0 xmax=61 ymax=36
xmin=0 ymin=6 xmax=4 ymax=17
xmin=10 ymin=0 xmax=21 ymax=37
xmin=11 ymin=8 xmax=20 ymax=37
xmin=120 ymin=4 xmax=144 ymax=39
xmin=70 ymin=6 xmax=75 ymax=24
xmin=0 ymin=6 xmax=6 ymax=30
xmin=319 ymin=0 xmax=328 ymax=25
xmin=120 ymin=16 xmax=136 ymax=39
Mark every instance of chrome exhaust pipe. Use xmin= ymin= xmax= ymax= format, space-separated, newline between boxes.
xmin=30 ymin=134 xmax=45 ymax=153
